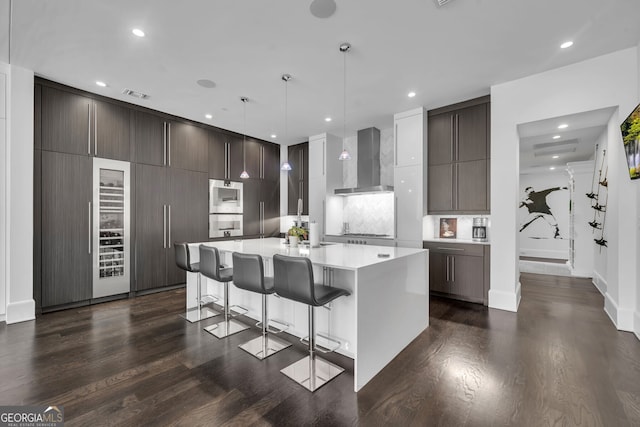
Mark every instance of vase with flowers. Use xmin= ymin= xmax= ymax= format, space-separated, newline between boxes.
xmin=287 ymin=226 xmax=308 ymax=248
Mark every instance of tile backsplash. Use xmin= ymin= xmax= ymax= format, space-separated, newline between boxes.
xmin=343 ymin=193 xmax=394 ymax=236
xmin=423 ymin=214 xmax=491 ymax=241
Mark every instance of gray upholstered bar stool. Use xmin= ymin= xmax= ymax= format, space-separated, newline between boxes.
xmin=200 ymin=245 xmax=249 ymax=338
xmin=175 ymin=242 xmax=220 ymax=322
xmin=232 ymin=252 xmax=291 ymax=359
xmin=273 ymin=254 xmax=351 ymax=392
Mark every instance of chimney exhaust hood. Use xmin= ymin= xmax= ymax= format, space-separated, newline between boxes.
xmin=335 ymin=127 xmax=394 ymax=195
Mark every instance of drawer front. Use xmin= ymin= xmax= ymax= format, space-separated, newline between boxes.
xmin=423 ymin=241 xmax=484 ymax=257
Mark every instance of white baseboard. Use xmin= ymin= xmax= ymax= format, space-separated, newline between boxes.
xmin=488 ymin=281 xmax=521 ymax=312
xmin=604 ymin=292 xmax=634 ymax=332
xmin=0 ymin=313 xmax=5 ymax=323
xmin=634 ymin=311 xmax=640 ymax=342
xmin=592 ymin=271 xmax=607 ymax=295
xmin=6 ymin=299 xmax=35 ymax=324
xmin=519 ymin=248 xmax=567 ymax=259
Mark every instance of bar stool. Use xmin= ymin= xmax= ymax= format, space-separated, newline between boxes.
xmin=200 ymin=245 xmax=249 ymax=338
xmin=273 ymin=254 xmax=351 ymax=392
xmin=175 ymin=242 xmax=219 ymax=322
xmin=232 ymin=252 xmax=292 ymax=359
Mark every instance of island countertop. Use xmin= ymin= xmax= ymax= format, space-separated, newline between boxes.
xmin=192 ymin=237 xmax=426 ymax=271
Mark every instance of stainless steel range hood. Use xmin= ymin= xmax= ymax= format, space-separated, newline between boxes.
xmin=335 ymin=127 xmax=394 ymax=195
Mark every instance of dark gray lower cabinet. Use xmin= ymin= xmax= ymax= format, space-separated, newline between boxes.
xmin=135 ymin=165 xmax=208 ymax=291
xmin=424 ymin=241 xmax=489 ymax=305
xmin=244 ymin=179 xmax=280 ymax=238
xmin=41 ymin=151 xmax=92 ymax=307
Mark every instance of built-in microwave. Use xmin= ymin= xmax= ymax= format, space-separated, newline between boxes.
xmin=209 ymin=179 xmax=243 ymax=214
xmin=209 ymin=214 xmax=243 ymax=238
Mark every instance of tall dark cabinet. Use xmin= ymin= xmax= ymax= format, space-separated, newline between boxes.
xmin=41 ymin=151 xmax=92 ymax=307
xmin=427 ymin=96 xmax=490 ymax=214
xmin=209 ymin=130 xmax=243 ymax=180
xmin=287 ymin=142 xmax=309 ymax=215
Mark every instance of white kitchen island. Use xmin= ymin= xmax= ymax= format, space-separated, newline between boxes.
xmin=186 ymin=238 xmax=429 ymax=392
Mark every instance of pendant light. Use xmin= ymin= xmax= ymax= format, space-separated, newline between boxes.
xmin=338 ymin=42 xmax=352 ymax=161
xmin=280 ymin=74 xmax=293 ymax=171
xmin=240 ymin=96 xmax=250 ymax=179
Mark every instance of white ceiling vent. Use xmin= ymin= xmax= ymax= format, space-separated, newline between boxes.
xmin=122 ymin=88 xmax=149 ymax=100
xmin=434 ymin=0 xmax=454 ymax=7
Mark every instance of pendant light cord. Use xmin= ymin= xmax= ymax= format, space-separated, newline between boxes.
xmin=343 ymin=47 xmax=347 ymax=143
xmin=243 ymin=98 xmax=246 ymax=171
xmin=285 ymin=78 xmax=288 ymax=144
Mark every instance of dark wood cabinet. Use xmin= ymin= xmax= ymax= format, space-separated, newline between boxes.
xmin=262 ymin=143 xmax=281 ymax=182
xmin=169 ymin=121 xmax=208 ymax=172
xmin=134 ymin=110 xmax=167 ymax=167
xmin=287 ymin=142 xmax=309 ymax=215
xmin=93 ymin=99 xmax=131 ymax=161
xmin=427 ymin=96 xmax=490 ymax=214
xmin=243 ymin=179 xmax=280 ymax=238
xmin=41 ymin=86 xmax=92 ymax=156
xmin=209 ymin=130 xmax=244 ymax=180
xmin=135 ymin=164 xmax=169 ymax=291
xmin=424 ymin=241 xmax=489 ymax=305
xmin=41 ymin=151 xmax=92 ymax=307
xmin=244 ymin=139 xmax=262 ymax=179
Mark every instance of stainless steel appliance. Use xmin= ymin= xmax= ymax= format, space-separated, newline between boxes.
xmin=209 ymin=214 xmax=243 ymax=238
xmin=209 ymin=179 xmax=243 ymax=213
xmin=92 ymin=158 xmax=131 ymax=298
xmin=472 ymin=217 xmax=488 ymax=241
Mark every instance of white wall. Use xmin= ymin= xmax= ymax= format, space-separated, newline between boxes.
xmin=635 ymin=39 xmax=640 ymax=341
xmin=566 ymin=160 xmax=597 ymax=279
xmin=0 ymin=64 xmax=6 ymax=322
xmin=2 ymin=62 xmax=35 ymax=324
xmin=518 ymin=171 xmax=570 ymax=260
xmin=590 ymin=139 xmax=609 ymax=292
xmin=490 ymin=47 xmax=639 ymax=318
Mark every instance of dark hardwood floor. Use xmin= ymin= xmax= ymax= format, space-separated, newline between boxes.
xmin=2 ymin=273 xmax=640 ymax=426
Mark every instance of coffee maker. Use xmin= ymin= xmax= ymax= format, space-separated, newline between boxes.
xmin=472 ymin=217 xmax=488 ymax=242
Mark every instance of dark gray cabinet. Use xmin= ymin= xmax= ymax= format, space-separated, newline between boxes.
xmin=169 ymin=121 xmax=208 ymax=172
xmin=209 ymin=130 xmax=244 ymax=180
xmin=427 ymin=97 xmax=490 ymax=214
xmin=41 ymin=151 xmax=92 ymax=307
xmin=424 ymin=241 xmax=489 ymax=305
xmin=134 ymin=110 xmax=167 ymax=167
xmin=41 ymin=85 xmax=131 ymax=161
xmin=287 ymin=142 xmax=309 ymax=215
xmin=262 ymin=142 xmax=281 ymax=182
xmin=244 ymin=179 xmax=280 ymax=238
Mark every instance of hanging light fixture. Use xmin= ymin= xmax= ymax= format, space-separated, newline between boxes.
xmin=280 ymin=74 xmax=293 ymax=171
xmin=338 ymin=42 xmax=352 ymax=161
xmin=240 ymin=96 xmax=250 ymax=179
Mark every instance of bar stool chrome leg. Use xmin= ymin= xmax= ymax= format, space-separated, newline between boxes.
xmin=280 ymin=306 xmax=344 ymax=392
xmin=239 ymin=294 xmax=291 ymax=359
xmin=181 ymin=273 xmax=220 ymax=323
xmin=204 ymin=281 xmax=249 ymax=338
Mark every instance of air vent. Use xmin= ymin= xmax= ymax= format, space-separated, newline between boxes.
xmin=434 ymin=0 xmax=453 ymax=6
xmin=122 ymin=88 xmax=149 ymax=100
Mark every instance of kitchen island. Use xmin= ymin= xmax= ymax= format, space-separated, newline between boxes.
xmin=186 ymin=238 xmax=429 ymax=391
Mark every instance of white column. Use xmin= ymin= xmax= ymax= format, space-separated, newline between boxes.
xmin=4 ymin=64 xmax=35 ymax=324
xmin=0 ymin=64 xmax=7 ymax=322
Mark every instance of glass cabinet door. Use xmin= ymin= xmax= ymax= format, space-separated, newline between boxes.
xmin=93 ymin=158 xmax=130 ymax=298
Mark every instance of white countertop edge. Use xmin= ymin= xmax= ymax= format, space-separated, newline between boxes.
xmin=423 ymin=238 xmax=490 ymax=245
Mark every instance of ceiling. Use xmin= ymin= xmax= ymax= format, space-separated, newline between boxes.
xmin=518 ymin=107 xmax=616 ymax=173
xmin=1 ymin=0 xmax=640 ymax=145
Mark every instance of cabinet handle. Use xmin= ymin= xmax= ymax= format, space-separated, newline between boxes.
xmin=394 ymin=196 xmax=398 ymax=238
xmin=450 ymin=115 xmax=454 ymax=162
xmin=87 ymin=104 xmax=91 ymax=155
xmin=163 ymin=205 xmax=167 ymax=248
xmin=436 ymin=247 xmax=464 ymax=251
xmin=322 ymin=140 xmax=325 ymax=176
xmin=94 ymin=103 xmax=98 ymax=157
xmin=453 ymin=163 xmax=458 ymax=211
xmin=322 ymin=199 xmax=325 ymax=235
xmin=445 ymin=255 xmax=449 ymax=282
xmin=455 ymin=114 xmax=459 ymax=161
xmin=394 ymin=124 xmax=398 ymax=166
xmin=163 ymin=122 xmax=167 ymax=166
xmin=167 ymin=123 xmax=171 ymax=166
xmin=88 ymin=201 xmax=92 ymax=254
xmin=451 ymin=256 xmax=455 ymax=282
xmin=225 ymin=142 xmax=229 ymax=179
xmin=168 ymin=205 xmax=172 ymax=248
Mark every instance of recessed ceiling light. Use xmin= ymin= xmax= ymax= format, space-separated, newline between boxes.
xmin=325 ymin=117 xmax=332 ymax=122
xmin=271 ymin=134 xmax=277 ymax=139
xmin=558 ymin=124 xmax=568 ymax=129
xmin=96 ymin=81 xmax=107 ymax=87
xmin=552 ymin=155 xmax=559 ymax=159
xmin=553 ymin=135 xmax=561 ymax=139
xmin=205 ymin=114 xmax=212 ymax=119
xmin=550 ymin=167 xmax=556 ymax=170
xmin=408 ymin=91 xmax=416 ymax=98
xmin=197 ymin=79 xmax=216 ymax=89
xmin=132 ymin=28 xmax=145 ymax=37
xmin=560 ymin=41 xmax=573 ymax=49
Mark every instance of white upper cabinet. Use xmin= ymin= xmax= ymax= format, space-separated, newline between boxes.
xmin=394 ymin=108 xmax=426 ymax=167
